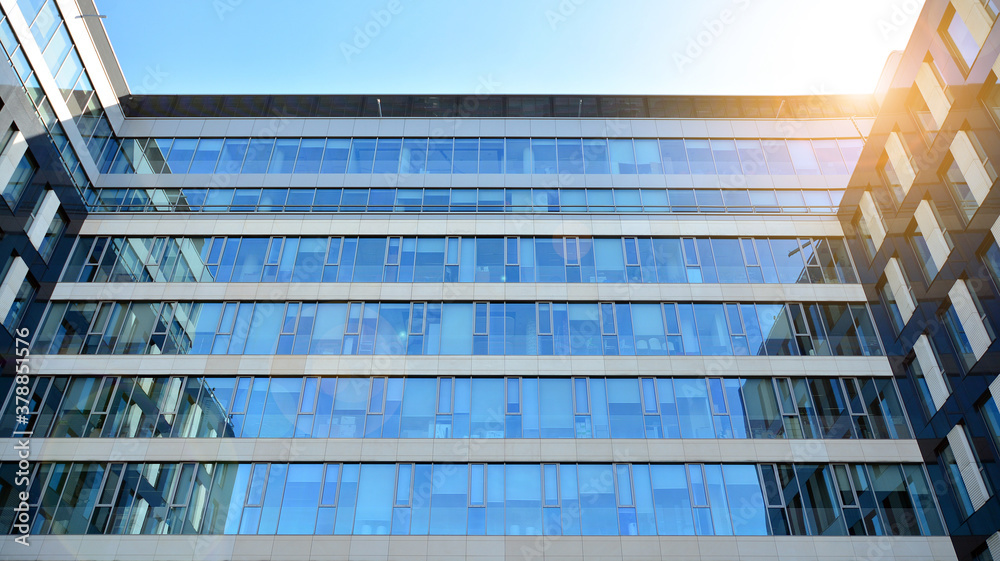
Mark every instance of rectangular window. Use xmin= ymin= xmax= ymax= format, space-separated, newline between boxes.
xmin=941 ymin=7 xmax=980 ymax=71
xmin=2 ymin=151 xmax=36 ymax=208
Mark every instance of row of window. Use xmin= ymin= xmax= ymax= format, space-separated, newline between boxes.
xmin=102 ymin=136 xmax=864 ymax=177
xmin=64 ymin=235 xmax=858 ymax=286
xmin=35 ymin=300 xmax=884 ymax=357
xmin=1 ymin=4 xmax=93 ymax=192
xmin=5 ymin=461 xmax=943 ymax=537
xmin=2 ymin=375 xmax=910 ymax=441
xmin=88 ymin=186 xmax=846 ymax=215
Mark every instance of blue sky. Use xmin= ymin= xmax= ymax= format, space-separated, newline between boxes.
xmin=96 ymin=0 xmax=923 ymax=96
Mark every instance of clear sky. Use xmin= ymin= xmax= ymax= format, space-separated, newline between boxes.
xmin=94 ymin=0 xmax=924 ymax=96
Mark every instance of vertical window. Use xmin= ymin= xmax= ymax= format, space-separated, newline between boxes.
xmin=940 ymin=7 xmax=980 ymax=71
xmin=2 ymin=151 xmax=36 ymax=208
xmin=3 ymin=275 xmax=36 ymax=331
xmin=908 ymin=223 xmax=938 ymax=281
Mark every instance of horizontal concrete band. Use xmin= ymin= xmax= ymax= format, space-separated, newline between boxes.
xmin=0 ymin=437 xmax=923 ymax=464
xmin=114 ymin=115 xmax=872 ymax=140
xmin=50 ymin=282 xmax=868 ymax=303
xmin=93 ymin=170 xmax=850 ymax=190
xmin=0 ymin=535 xmax=956 ymax=561
xmin=28 ymin=355 xmax=893 ymax=378
xmin=76 ymin=214 xmax=846 ymax=238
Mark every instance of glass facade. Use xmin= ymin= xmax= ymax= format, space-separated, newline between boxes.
xmin=88 ymin=186 xmax=845 ymax=214
xmin=7 ymin=0 xmax=994 ymax=554
xmin=100 ymin=136 xmax=864 ymax=176
xmin=63 ymin=235 xmax=858 ymax=285
xmin=0 ymin=375 xmax=910 ymax=440
xmin=2 ymin=461 xmax=943 ymax=537
xmin=33 ymin=300 xmax=883 ymax=357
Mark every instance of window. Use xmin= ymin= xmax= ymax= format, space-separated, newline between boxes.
xmin=908 ymin=223 xmax=938 ymax=281
xmin=3 ymin=274 xmax=36 ymax=331
xmin=2 ymin=150 xmax=36 ymax=208
xmin=941 ymin=156 xmax=978 ymax=222
xmin=38 ymin=209 xmax=67 ymax=261
xmin=940 ymin=300 xmax=976 ymax=371
xmin=940 ymin=7 xmax=980 ymax=71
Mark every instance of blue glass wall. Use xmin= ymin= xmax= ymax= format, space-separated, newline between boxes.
xmin=34 ymin=300 xmax=883 ymax=357
xmin=1 ymin=375 xmax=910 ymax=440
xmin=64 ymin=235 xmax=857 ymax=285
xmin=3 ymin=461 xmax=942 ymax=537
xmin=100 ymin=136 xmax=863 ymax=176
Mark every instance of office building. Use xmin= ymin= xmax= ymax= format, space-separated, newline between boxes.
xmin=0 ymin=0 xmax=996 ymax=559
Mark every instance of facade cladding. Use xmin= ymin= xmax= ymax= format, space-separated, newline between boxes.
xmin=2 ymin=0 xmax=1000 ymax=559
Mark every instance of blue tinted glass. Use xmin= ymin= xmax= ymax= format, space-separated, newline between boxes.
xmin=506 ymin=465 xmax=542 ymax=534
xmin=355 ymin=464 xmax=394 ymax=533
xmin=660 ymin=139 xmax=689 ymax=174
xmin=479 ymin=139 xmax=504 ymax=173
xmin=506 ymin=139 xmax=531 ymax=174
xmin=400 ymin=139 xmax=427 ymax=173
xmin=242 ymin=139 xmax=275 ymax=173
xmin=268 ymin=139 xmax=299 ymax=173
xmin=277 ymin=464 xmax=322 ymax=534
xmin=189 ymin=139 xmax=223 ymax=173
xmin=577 ymin=465 xmax=617 ymax=534
xmin=711 ymin=140 xmax=741 ymax=175
xmin=607 ymin=380 xmax=643 ymax=438
xmin=216 ymin=139 xmax=249 ymax=173
xmin=426 ymin=139 xmax=453 ymax=173
xmin=582 ymin=139 xmax=609 ymax=174
xmin=557 ymin=139 xmax=584 ymax=174
xmin=685 ymin=140 xmax=715 ymax=174
xmin=348 ymin=139 xmax=376 ymax=173
xmin=609 ymin=139 xmax=636 ymax=174
xmin=429 ymin=465 xmax=467 ymax=534
xmin=165 ymin=138 xmax=197 ymax=173
xmin=373 ymin=139 xmax=402 ymax=173
xmin=231 ymin=238 xmax=268 ymax=282
xmin=634 ymin=140 xmax=662 ymax=173
xmin=531 ymin=139 xmax=557 ymax=173
xmin=321 ymin=139 xmax=351 ymax=173
xmin=294 ymin=139 xmax=325 ymax=173
xmin=453 ymin=139 xmax=479 ymax=173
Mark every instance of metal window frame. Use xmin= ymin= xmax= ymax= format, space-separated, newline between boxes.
xmin=469 ymin=463 xmax=486 ymax=507
xmin=474 ymin=302 xmax=489 ymax=336
xmin=600 ymin=302 xmax=617 ymax=336
xmin=537 ymin=302 xmax=553 ymax=336
xmin=708 ymin=378 xmax=730 ymax=416
xmin=565 ymin=237 xmax=580 ymax=266
xmin=393 ymin=463 xmax=412 ymax=507
xmin=436 ymin=377 xmax=454 ymax=415
xmin=362 ymin=376 xmax=385 ymax=415
xmin=505 ymin=236 xmax=519 ymax=266
xmin=299 ymin=377 xmax=320 ymax=415
xmin=543 ymin=463 xmax=561 ymax=507
xmin=325 ymin=237 xmax=343 ymax=266
xmin=573 ymin=377 xmax=590 ymax=415
xmin=228 ymin=377 xmax=253 ymax=415
xmin=505 ymin=377 xmax=521 ymax=415
xmin=409 ymin=302 xmax=426 ymax=336
xmin=445 ymin=236 xmax=461 ymax=266
xmin=686 ymin=463 xmax=711 ymax=508
xmin=243 ymin=463 xmax=270 ymax=507
xmin=623 ymin=238 xmax=640 ymax=267
xmin=320 ymin=463 xmax=340 ymax=507
xmin=640 ymin=378 xmax=659 ymax=415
